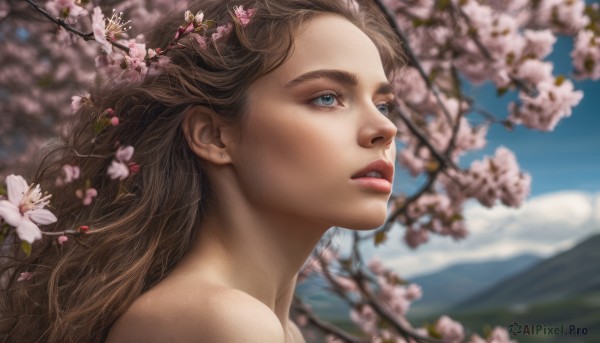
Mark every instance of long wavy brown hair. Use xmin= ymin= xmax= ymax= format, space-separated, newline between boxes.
xmin=0 ymin=0 xmax=404 ymax=341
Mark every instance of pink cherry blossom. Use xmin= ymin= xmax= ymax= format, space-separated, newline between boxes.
xmin=509 ymin=77 xmax=583 ymax=131
xmin=212 ymin=23 xmax=232 ymax=42
xmin=515 ymin=59 xmax=553 ymax=85
xmin=332 ymin=275 xmax=358 ymax=292
xmin=435 ymin=315 xmax=465 ymax=343
xmin=107 ymin=146 xmax=135 ymax=180
xmin=367 ymin=257 xmax=386 ymax=276
xmin=55 ymin=164 xmax=80 ymax=186
xmin=325 ymin=335 xmax=344 ymax=343
xmin=571 ymin=30 xmax=600 ymax=80
xmin=0 ymin=175 xmax=57 ymax=243
xmin=523 ymin=29 xmax=556 ymax=59
xmin=17 ymin=272 xmax=34 ymax=282
xmin=45 ymin=0 xmax=88 ymax=20
xmin=488 ymin=327 xmax=516 ymax=343
xmin=57 ymin=235 xmax=69 ymax=245
xmin=233 ymin=5 xmax=256 ymax=27
xmin=404 ymin=227 xmax=429 ymax=248
xmin=350 ymin=305 xmax=377 ymax=335
xmin=533 ymin=0 xmax=589 ymax=34
xmin=70 ymin=94 xmax=90 ymax=114
xmin=463 ymin=147 xmax=531 ymax=208
xmin=92 ymin=7 xmax=113 ymax=53
xmin=75 ymin=187 xmax=98 ymax=206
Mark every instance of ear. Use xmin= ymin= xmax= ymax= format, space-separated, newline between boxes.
xmin=182 ymin=106 xmax=232 ymax=164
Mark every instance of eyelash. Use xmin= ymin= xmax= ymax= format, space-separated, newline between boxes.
xmin=309 ymin=89 xmax=396 ymax=118
xmin=310 ymin=89 xmax=344 ymax=110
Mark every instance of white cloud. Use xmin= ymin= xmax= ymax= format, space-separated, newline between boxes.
xmin=341 ymin=190 xmax=600 ymax=278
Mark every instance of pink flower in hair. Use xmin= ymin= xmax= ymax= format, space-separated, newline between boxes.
xmin=234 ymin=5 xmax=256 ymax=27
xmin=17 ymin=272 xmax=34 ymax=282
xmin=57 ymin=235 xmax=69 ymax=245
xmin=76 ymin=187 xmax=98 ymax=206
xmin=107 ymin=145 xmax=135 ymax=180
xmin=212 ymin=22 xmax=232 ymax=42
xmin=191 ymin=33 xmax=208 ymax=49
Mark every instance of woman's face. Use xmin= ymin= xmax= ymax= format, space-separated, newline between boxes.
xmin=229 ymin=13 xmax=397 ymax=230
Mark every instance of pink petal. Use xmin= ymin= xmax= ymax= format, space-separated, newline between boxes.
xmin=15 ymin=219 xmax=42 ymax=244
xmin=107 ymin=160 xmax=130 ymax=180
xmin=27 ymin=208 xmax=57 ymax=225
xmin=115 ymin=146 xmax=134 ymax=162
xmin=0 ymin=200 xmax=22 ymax=227
xmin=17 ymin=272 xmax=34 ymax=282
xmin=57 ymin=235 xmax=68 ymax=245
xmin=5 ymin=174 xmax=28 ymax=205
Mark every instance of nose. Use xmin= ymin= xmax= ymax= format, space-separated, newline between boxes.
xmin=358 ymin=104 xmax=398 ymax=149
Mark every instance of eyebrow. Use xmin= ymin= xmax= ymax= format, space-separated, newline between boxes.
xmin=285 ymin=69 xmax=395 ymax=95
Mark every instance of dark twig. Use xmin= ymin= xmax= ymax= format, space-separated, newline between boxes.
xmin=292 ymin=297 xmax=368 ymax=343
xmin=24 ymin=0 xmax=130 ymax=53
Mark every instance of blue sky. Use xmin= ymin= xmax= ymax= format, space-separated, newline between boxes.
xmin=339 ymin=35 xmax=600 ymax=278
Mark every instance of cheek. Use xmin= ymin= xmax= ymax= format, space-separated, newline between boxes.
xmin=238 ymin=112 xmax=346 ymax=203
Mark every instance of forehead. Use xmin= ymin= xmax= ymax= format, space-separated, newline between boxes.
xmin=255 ymin=13 xmax=388 ymax=88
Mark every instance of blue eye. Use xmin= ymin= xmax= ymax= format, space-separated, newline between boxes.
xmin=377 ymin=100 xmax=396 ymax=117
xmin=311 ymin=93 xmax=338 ymax=107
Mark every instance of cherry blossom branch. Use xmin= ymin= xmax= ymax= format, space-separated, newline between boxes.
xmin=469 ymin=104 xmax=510 ymax=126
xmin=41 ymin=225 xmax=90 ymax=237
xmin=444 ymin=65 xmax=466 ymax=159
xmin=292 ymin=297 xmax=369 ymax=343
xmin=350 ymin=234 xmax=443 ymax=343
xmin=371 ymin=0 xmax=455 ymax=127
xmin=24 ymin=0 xmax=130 ymax=53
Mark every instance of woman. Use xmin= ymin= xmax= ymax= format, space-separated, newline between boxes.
xmin=0 ymin=0 xmax=403 ymax=341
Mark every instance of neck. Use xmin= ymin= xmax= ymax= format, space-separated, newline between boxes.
xmin=179 ymin=188 xmax=329 ymax=326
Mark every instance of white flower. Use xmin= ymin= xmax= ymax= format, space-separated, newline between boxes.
xmin=0 ymin=175 xmax=57 ymax=243
xmin=92 ymin=7 xmax=113 ymax=53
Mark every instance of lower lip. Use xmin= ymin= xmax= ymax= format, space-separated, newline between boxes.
xmin=350 ymin=177 xmax=392 ymax=193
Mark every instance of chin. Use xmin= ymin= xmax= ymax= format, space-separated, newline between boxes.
xmin=335 ymin=205 xmax=389 ymax=231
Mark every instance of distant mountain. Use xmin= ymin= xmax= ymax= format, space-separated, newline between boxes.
xmin=408 ymin=254 xmax=542 ymax=318
xmin=453 ymin=233 xmax=600 ymax=312
xmin=295 ymin=253 xmax=542 ymax=321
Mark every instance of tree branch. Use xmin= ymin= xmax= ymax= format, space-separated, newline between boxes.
xmin=23 ymin=0 xmax=130 ymax=53
xmin=293 ymin=297 xmax=369 ymax=343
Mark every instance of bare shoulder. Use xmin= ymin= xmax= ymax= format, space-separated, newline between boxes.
xmin=107 ymin=283 xmax=285 ymax=343
xmin=288 ymin=320 xmax=307 ymax=343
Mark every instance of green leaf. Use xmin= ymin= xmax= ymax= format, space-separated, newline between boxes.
xmin=374 ymin=231 xmax=388 ymax=246
xmin=93 ymin=117 xmax=110 ymax=135
xmin=436 ymin=0 xmax=451 ymax=10
xmin=450 ymin=213 xmax=464 ymax=222
xmin=0 ymin=183 xmax=6 ymax=196
xmin=584 ymin=57 xmax=595 ymax=74
xmin=497 ymin=87 xmax=508 ymax=97
xmin=21 ymin=241 xmax=32 ymax=258
xmin=554 ymin=75 xmax=566 ymax=86
xmin=338 ymin=258 xmax=352 ymax=270
xmin=426 ymin=322 xmax=442 ymax=339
